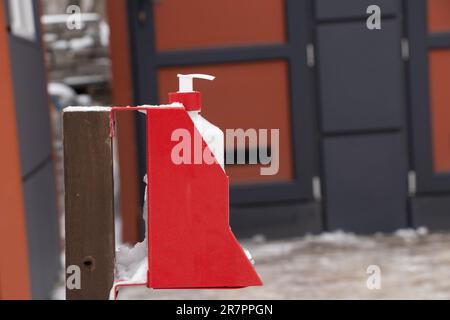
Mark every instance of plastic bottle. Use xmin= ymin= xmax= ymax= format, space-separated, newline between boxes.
xmin=169 ymin=74 xmax=225 ymax=169
xmin=169 ymin=75 xmax=255 ymax=266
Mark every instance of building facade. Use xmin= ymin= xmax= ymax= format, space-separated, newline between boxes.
xmin=1 ymin=0 xmax=450 ymax=299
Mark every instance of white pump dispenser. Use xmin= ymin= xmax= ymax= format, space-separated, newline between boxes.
xmin=173 ymin=74 xmax=225 ymax=169
xmin=178 ymin=74 xmax=216 ymax=93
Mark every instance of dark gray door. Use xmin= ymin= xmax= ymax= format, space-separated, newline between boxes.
xmin=316 ymin=0 xmax=409 ymax=233
xmin=323 ymin=134 xmax=407 ymax=233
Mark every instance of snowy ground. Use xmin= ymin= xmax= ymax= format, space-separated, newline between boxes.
xmin=54 ymin=229 xmax=450 ymax=300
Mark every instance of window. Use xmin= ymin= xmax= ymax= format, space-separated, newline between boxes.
xmin=158 ymin=61 xmax=294 ymax=185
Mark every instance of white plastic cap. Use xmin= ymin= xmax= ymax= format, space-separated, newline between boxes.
xmin=178 ymin=74 xmax=215 ymax=93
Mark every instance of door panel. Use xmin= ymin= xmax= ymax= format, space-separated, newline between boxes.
xmin=317 ymin=20 xmax=404 ymax=133
xmin=6 ymin=0 xmax=52 ymax=177
xmin=23 ymin=162 xmax=60 ymax=299
xmin=8 ymin=38 xmax=52 ymax=177
xmin=324 ymin=133 xmax=408 ymax=233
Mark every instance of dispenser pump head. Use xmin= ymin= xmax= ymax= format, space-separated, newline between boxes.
xmin=178 ymin=74 xmax=215 ymax=92
xmin=169 ymin=74 xmax=215 ymax=111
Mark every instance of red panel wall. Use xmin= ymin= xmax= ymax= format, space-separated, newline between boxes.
xmin=429 ymin=50 xmax=450 ymax=172
xmin=428 ymin=0 xmax=450 ymax=32
xmin=154 ymin=0 xmax=286 ymax=51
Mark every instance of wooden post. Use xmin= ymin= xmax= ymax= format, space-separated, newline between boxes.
xmin=64 ymin=109 xmax=115 ymax=300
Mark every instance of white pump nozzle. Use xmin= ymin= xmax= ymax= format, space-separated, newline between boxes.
xmin=177 ymin=74 xmax=215 ymax=93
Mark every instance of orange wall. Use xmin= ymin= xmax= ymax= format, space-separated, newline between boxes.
xmin=0 ymin=0 xmax=31 ymax=300
xmin=107 ymin=0 xmax=141 ymax=244
xmin=427 ymin=0 xmax=450 ymax=172
xmin=154 ymin=0 xmax=286 ymax=51
xmin=429 ymin=50 xmax=450 ymax=172
xmin=428 ymin=0 xmax=450 ymax=33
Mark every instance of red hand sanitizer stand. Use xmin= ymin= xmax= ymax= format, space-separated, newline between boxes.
xmin=146 ymin=105 xmax=262 ymax=289
xmin=110 ymin=103 xmax=262 ymax=298
xmin=111 ymin=74 xmax=261 ymax=298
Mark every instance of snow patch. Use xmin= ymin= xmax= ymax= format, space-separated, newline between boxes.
xmin=394 ymin=227 xmax=429 ymax=243
xmin=115 ymin=241 xmax=148 ymax=284
xmin=303 ymin=230 xmax=373 ymax=247
xmin=110 ymin=175 xmax=150 ymax=299
xmin=63 ymin=106 xmax=111 ymax=112
xmin=64 ymin=103 xmax=184 ymax=114
xmin=305 ymin=231 xmax=357 ymax=243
